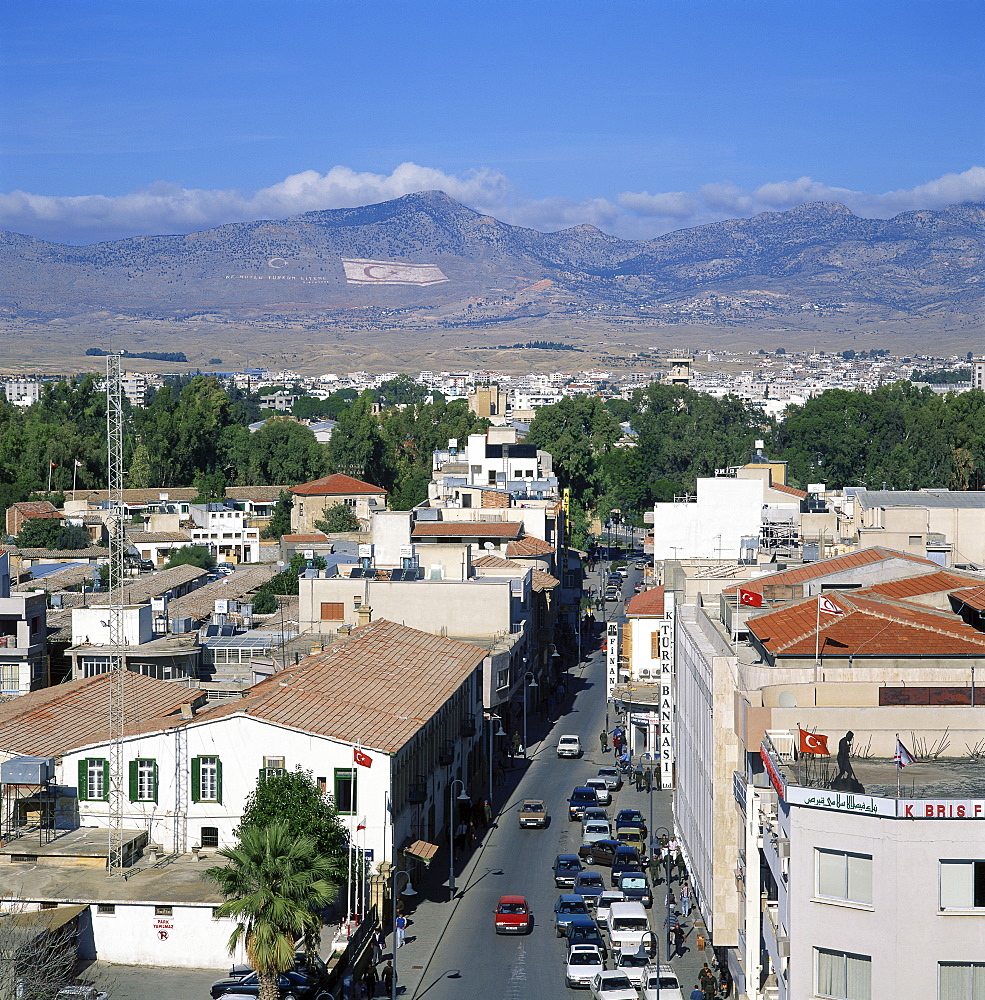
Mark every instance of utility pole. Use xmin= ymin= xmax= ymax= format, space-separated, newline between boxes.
xmin=106 ymin=354 xmax=127 ymax=875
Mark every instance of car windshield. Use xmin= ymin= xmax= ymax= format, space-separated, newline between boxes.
xmin=604 ymin=976 xmax=633 ymax=989
xmin=578 ymin=874 xmax=604 ymax=887
xmin=612 ymin=917 xmax=649 ymax=931
xmin=559 ymin=901 xmax=585 ymax=913
xmin=619 ymin=954 xmax=648 ymax=967
xmin=621 ymin=877 xmax=646 ymax=889
xmin=498 ymin=903 xmax=526 ymax=914
xmin=660 ymin=977 xmax=680 ymax=987
xmin=558 ymin=859 xmax=580 ymax=870
xmin=570 ymin=953 xmax=600 ymax=966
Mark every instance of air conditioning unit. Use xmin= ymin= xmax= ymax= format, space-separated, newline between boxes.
xmin=776 ymin=935 xmax=790 ymax=959
xmin=639 ymin=668 xmax=652 ymax=678
xmin=776 ymin=838 xmax=790 ymax=859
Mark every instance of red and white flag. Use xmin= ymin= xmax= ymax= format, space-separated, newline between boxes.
xmin=894 ymin=737 xmax=916 ymax=769
xmin=738 ymin=588 xmax=763 ymax=608
xmin=356 ymin=816 xmax=367 ymax=831
xmin=353 ymin=748 xmax=373 ymax=768
xmin=49 ymin=460 xmax=57 ymax=468
xmin=818 ymin=596 xmax=844 ymax=616
xmin=74 ymin=459 xmax=83 ymax=467
xmin=342 ymin=258 xmax=449 ymax=286
xmin=798 ymin=728 xmax=830 ymax=755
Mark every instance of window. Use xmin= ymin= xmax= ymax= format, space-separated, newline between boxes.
xmin=201 ymin=826 xmax=220 ymax=849
xmin=815 ymin=948 xmax=871 ymax=1000
xmin=940 ymin=860 xmax=985 ymax=908
xmin=129 ymin=758 xmax=158 ymax=803
xmin=81 ymin=656 xmax=112 ymax=677
xmin=78 ymin=758 xmax=109 ymax=801
xmin=908 ymin=534 xmax=922 ymax=545
xmin=816 ymin=849 xmax=872 ymax=904
xmin=154 ymin=905 xmax=172 ymax=917
xmin=334 ymin=768 xmax=356 ymax=815
xmin=321 ymin=602 xmax=344 ymax=621
xmin=40 ymin=902 xmax=58 ymax=909
xmin=317 ymin=776 xmax=327 ymax=794
xmin=192 ymin=756 xmax=222 ymax=803
xmin=97 ymin=904 xmax=116 ymax=915
xmin=0 ymin=663 xmax=18 ymax=694
xmin=940 ymin=963 xmax=985 ymax=999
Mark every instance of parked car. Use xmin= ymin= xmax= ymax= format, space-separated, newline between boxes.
xmin=578 ymin=838 xmax=622 ymax=867
xmin=583 ymin=805 xmax=610 ymax=824
xmin=569 ymin=786 xmax=600 ymax=821
xmin=610 ymin=846 xmax=643 ymax=885
xmin=565 ymin=944 xmax=605 ymax=990
xmin=604 ymin=587 xmax=620 ymax=602
xmin=596 ymin=767 xmax=623 ymax=791
xmin=554 ymin=893 xmax=591 ymax=937
xmin=594 ymin=888 xmax=626 ymax=929
xmin=210 ymin=971 xmax=326 ymax=1000
xmin=607 ymin=901 xmax=651 ymax=957
xmin=585 ymin=777 xmax=612 ymax=806
xmin=572 ymin=870 xmax=607 ymax=908
xmin=614 ymin=809 xmax=647 ymax=835
xmin=565 ymin=916 xmax=607 ymax=958
xmin=613 ymin=947 xmax=651 ymax=987
xmin=558 ymin=735 xmax=583 ymax=758
xmin=589 ymin=971 xmax=637 ymax=1000
xmin=493 ymin=894 xmax=533 ymax=934
xmin=614 ymin=825 xmax=647 ymax=859
xmin=616 ymin=871 xmax=653 ymax=908
xmin=553 ymin=853 xmax=585 ymax=887
xmin=518 ymin=798 xmax=548 ymax=828
xmin=642 ymin=964 xmax=685 ymax=1000
xmin=582 ymin=819 xmax=613 ymax=845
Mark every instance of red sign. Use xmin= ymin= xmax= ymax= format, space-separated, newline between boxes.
xmin=760 ymin=746 xmax=786 ymax=799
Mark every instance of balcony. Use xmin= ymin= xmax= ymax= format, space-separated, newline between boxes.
xmin=408 ymin=781 xmax=427 ymax=804
xmin=460 ymin=714 xmax=476 ymax=738
xmin=437 ymin=741 xmax=455 ymax=766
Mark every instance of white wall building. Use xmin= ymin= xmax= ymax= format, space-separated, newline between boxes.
xmin=188 ymin=503 xmax=260 ymax=563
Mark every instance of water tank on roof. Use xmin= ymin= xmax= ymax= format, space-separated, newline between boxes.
xmin=1 ymin=756 xmax=55 ymax=785
xmin=171 ymin=617 xmax=193 ymax=634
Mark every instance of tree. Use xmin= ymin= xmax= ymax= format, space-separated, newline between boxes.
xmin=374 ymin=374 xmax=430 ymax=407
xmin=204 ymin=822 xmax=342 ymax=1000
xmin=325 ymin=391 xmax=389 ymax=485
xmin=15 ymin=519 xmax=87 ymax=550
xmin=314 ymin=503 xmax=361 ymax=534
xmin=165 ymin=545 xmax=217 ymax=570
xmin=0 ymin=904 xmax=92 ymax=1000
xmin=262 ymin=491 xmax=294 ymax=540
xmin=237 ymin=768 xmax=349 ymax=863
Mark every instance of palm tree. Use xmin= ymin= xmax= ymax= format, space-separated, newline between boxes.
xmin=205 ymin=821 xmax=343 ymax=1000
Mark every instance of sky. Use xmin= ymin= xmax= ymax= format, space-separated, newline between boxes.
xmin=1 ymin=1 xmax=983 ymax=245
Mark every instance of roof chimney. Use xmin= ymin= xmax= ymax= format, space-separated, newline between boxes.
xmin=179 ymin=702 xmax=196 ymax=719
xmin=356 ymin=605 xmax=373 ymax=627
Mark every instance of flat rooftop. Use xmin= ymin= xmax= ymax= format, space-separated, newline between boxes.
xmin=774 ymin=755 xmax=985 ymax=800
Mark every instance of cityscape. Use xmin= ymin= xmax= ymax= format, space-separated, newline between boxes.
xmin=2 ymin=3 xmax=984 ymax=1000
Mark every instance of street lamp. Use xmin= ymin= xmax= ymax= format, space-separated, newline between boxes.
xmin=654 ymin=825 xmax=672 ymax=956
xmin=448 ymin=779 xmax=470 ymax=900
xmin=522 ymin=671 xmax=538 ymax=759
xmin=390 ymin=868 xmax=417 ymax=1000
xmin=486 ymin=712 xmax=506 ymax=803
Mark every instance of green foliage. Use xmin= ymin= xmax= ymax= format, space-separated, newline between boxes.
xmin=325 ymin=391 xmax=389 ymax=484
xmin=204 ymin=821 xmax=342 ymax=989
xmin=914 ymin=368 xmax=970 ymax=384
xmin=165 ymin=545 xmax=217 ymax=570
xmin=251 ymin=591 xmax=278 ymax=615
xmin=262 ymin=491 xmax=294 ymax=540
xmin=314 ymin=503 xmax=361 ymax=533
xmin=374 ymin=374 xmax=431 ymax=407
xmin=254 ymin=554 xmax=327 ymax=610
xmin=193 ymin=471 xmax=226 ymax=502
xmin=16 ymin=519 xmax=90 ymax=550
xmin=237 ymin=767 xmax=349 ymax=863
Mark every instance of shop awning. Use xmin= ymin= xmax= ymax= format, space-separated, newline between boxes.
xmin=401 ymin=839 xmax=439 ymax=866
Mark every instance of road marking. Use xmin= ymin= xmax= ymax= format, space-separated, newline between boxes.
xmin=502 ymin=941 xmax=527 ymax=1000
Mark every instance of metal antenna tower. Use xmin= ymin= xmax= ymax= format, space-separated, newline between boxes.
xmin=106 ymin=354 xmax=127 ymax=875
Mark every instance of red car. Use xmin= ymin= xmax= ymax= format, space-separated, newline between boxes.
xmin=494 ymin=894 xmax=533 ymax=934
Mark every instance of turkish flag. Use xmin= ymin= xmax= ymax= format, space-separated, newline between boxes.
xmin=738 ymin=588 xmax=763 ymax=608
xmin=799 ymin=728 xmax=829 ymax=755
xmin=353 ymin=748 xmax=373 ymax=768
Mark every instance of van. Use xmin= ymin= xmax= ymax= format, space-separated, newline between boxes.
xmin=607 ymin=900 xmax=650 ymax=956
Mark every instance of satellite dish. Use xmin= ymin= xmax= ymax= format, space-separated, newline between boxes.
xmin=483 ymin=542 xmax=495 ymax=550
xmin=777 ymin=691 xmax=798 ymax=708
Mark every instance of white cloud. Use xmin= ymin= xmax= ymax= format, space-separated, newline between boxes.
xmin=1 ymin=163 xmax=982 ymax=245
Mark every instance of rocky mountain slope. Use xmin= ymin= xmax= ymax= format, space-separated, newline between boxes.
xmin=1 ymin=191 xmax=982 ymax=331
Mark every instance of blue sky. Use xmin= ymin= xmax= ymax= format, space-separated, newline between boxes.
xmin=1 ymin=0 xmax=983 ymax=243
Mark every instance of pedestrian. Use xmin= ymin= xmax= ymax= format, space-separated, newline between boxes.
xmin=673 ymin=922 xmax=687 ymax=958
xmin=690 ymin=987 xmax=704 ymax=1000
xmin=634 ymin=764 xmax=644 ymax=791
xmin=675 ymin=848 xmax=686 ymax=883
xmin=600 ymin=729 xmax=608 ymax=752
xmin=510 ymin=731 xmax=521 ymax=760
xmin=395 ymin=913 xmax=407 ymax=948
xmin=372 ymin=928 xmax=385 ymax=964
xmin=455 ymin=821 xmax=469 ymax=857
xmin=699 ymin=963 xmax=713 ymax=990
xmin=364 ymin=963 xmax=379 ymax=998
xmin=380 ymin=961 xmax=395 ymax=996
xmin=643 ymin=767 xmax=651 ymax=792
xmin=680 ymin=880 xmax=692 ymax=917
xmin=703 ymin=975 xmax=718 ymax=1000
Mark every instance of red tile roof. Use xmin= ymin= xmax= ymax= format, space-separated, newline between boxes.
xmin=412 ymin=522 xmax=523 ymax=538
xmin=770 ymin=483 xmax=808 ymax=499
xmin=10 ymin=501 xmax=59 ymax=515
xmin=283 ymin=532 xmax=330 ymax=543
xmin=290 ymin=473 xmax=387 ymax=497
xmin=505 ymin=535 xmax=555 ymax=557
xmin=723 ymin=547 xmax=938 ymax=597
xmin=531 ymin=569 xmax=560 ymax=592
xmin=473 ymin=554 xmax=515 ymax=570
xmin=947 ymin=584 xmax=985 ymax=612
xmin=748 ymin=592 xmax=985 ymax=659
xmin=0 ymin=673 xmax=202 ymax=757
xmin=854 ymin=570 xmax=983 ymax=601
xmin=626 ymin=587 xmax=666 ymax=617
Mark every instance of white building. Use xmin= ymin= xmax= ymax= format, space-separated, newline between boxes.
xmin=188 ymin=503 xmax=260 ymax=563
xmin=1 ymin=378 xmax=41 ymax=406
xmin=0 ymin=551 xmax=48 ymax=695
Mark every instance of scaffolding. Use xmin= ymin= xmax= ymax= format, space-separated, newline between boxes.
xmin=105 ymin=355 xmax=127 ymax=875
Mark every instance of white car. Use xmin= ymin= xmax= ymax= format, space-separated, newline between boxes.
xmin=565 ymin=944 xmax=605 ymax=989
xmin=583 ymin=806 xmax=609 ymax=824
xmin=558 ymin=735 xmax=582 ymax=758
xmin=590 ymin=971 xmax=638 ymax=1000
xmin=581 ymin=819 xmax=612 ymax=844
xmin=613 ymin=947 xmax=650 ymax=986
xmin=585 ymin=777 xmax=612 ymax=805
xmin=55 ymin=990 xmax=108 ymax=1000
xmin=594 ymin=889 xmax=625 ymax=929
xmin=642 ymin=964 xmax=684 ymax=1000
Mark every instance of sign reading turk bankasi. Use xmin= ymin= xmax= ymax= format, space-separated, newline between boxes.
xmin=658 ymin=595 xmax=675 ymax=789
xmin=606 ymin=621 xmax=619 ymax=700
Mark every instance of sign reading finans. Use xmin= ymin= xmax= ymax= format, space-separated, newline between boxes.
xmin=342 ymin=258 xmax=449 ymax=286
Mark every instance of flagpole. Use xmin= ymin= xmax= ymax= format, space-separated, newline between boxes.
xmin=73 ymin=461 xmax=78 ymax=496
xmin=47 ymin=461 xmax=52 ymax=494
xmin=896 ymin=733 xmax=901 ymax=798
xmin=814 ymin=595 xmax=822 ymax=682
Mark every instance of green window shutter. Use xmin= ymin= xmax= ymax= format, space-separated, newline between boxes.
xmin=216 ymin=759 xmax=223 ymax=804
xmin=78 ymin=759 xmax=89 ymax=801
xmin=128 ymin=760 xmax=138 ymax=802
xmin=191 ymin=757 xmax=201 ymax=803
xmin=101 ymin=760 xmax=110 ymax=801
xmin=152 ymin=760 xmax=159 ymax=804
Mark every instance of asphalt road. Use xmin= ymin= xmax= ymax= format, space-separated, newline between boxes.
xmin=408 ymin=569 xmax=670 ymax=999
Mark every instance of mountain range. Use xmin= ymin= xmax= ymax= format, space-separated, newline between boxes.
xmin=1 ymin=191 xmax=983 ymax=333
